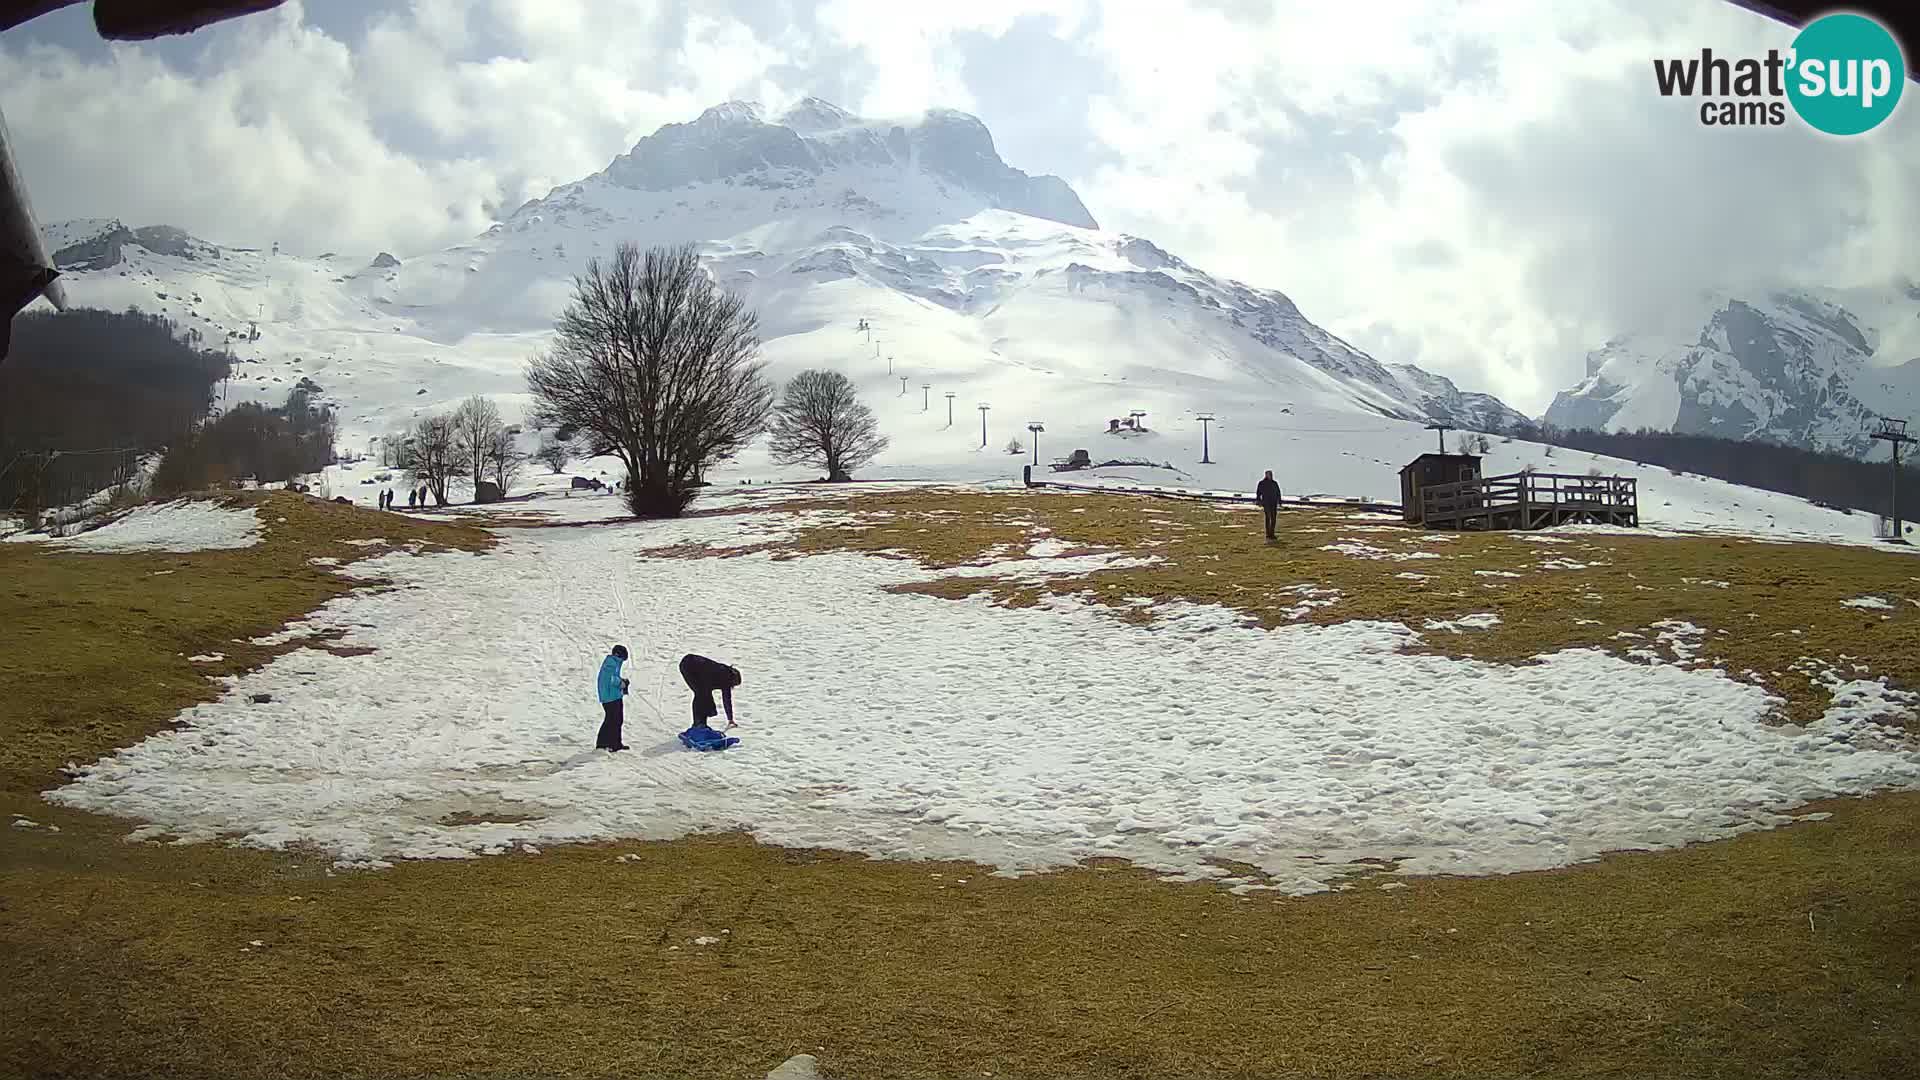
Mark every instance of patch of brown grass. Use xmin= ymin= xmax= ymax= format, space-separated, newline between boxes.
xmin=0 ymin=491 xmax=492 ymax=794
xmin=723 ymin=490 xmax=1920 ymax=725
xmin=3 ymin=793 xmax=1916 ymax=1080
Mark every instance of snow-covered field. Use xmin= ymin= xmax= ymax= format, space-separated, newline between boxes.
xmin=6 ymin=499 xmax=261 ymax=553
xmin=48 ymin=500 xmax=1920 ymax=892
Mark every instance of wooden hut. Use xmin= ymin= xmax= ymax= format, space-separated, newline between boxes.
xmin=1399 ymin=453 xmax=1482 ymax=525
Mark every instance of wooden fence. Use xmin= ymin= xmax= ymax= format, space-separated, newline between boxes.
xmin=1419 ymin=471 xmax=1637 ymax=531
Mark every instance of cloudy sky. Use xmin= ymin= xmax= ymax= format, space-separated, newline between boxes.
xmin=3 ymin=0 xmax=1916 ymax=413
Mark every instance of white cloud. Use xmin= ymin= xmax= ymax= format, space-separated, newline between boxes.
xmin=4 ymin=0 xmax=1917 ymax=414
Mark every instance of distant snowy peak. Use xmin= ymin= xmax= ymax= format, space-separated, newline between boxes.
xmin=590 ymin=98 xmax=1098 ymax=230
xmin=47 ymin=219 xmax=222 ymax=271
xmin=1544 ymin=289 xmax=1920 ymax=455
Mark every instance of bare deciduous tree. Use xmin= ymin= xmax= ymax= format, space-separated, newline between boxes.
xmin=1004 ymin=437 xmax=1024 ymax=455
xmin=765 ymin=369 xmax=888 ymax=482
xmin=535 ymin=432 xmax=575 ymax=474
xmin=488 ymin=428 xmax=526 ymax=495
xmin=403 ymin=413 xmax=457 ymax=506
xmin=525 ymin=242 xmax=773 ymax=516
xmin=450 ymin=394 xmax=504 ymax=495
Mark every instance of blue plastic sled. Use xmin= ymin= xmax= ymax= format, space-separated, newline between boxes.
xmin=679 ymin=726 xmax=740 ymax=752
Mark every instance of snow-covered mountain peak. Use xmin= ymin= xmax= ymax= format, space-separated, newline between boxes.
xmin=47 ymin=219 xmax=223 ymax=272
xmin=777 ymin=96 xmax=857 ymax=133
xmin=36 ymin=95 xmax=1546 ymax=480
xmin=1546 ymin=287 xmax=1920 ymax=455
xmin=694 ymin=100 xmax=766 ymax=127
xmin=594 ymin=98 xmax=1098 ymax=231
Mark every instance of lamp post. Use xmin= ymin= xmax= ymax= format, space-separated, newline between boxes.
xmin=1027 ymin=422 xmax=1044 ymax=466
xmin=945 ymin=392 xmax=956 ymax=428
xmin=978 ymin=402 xmax=991 ymax=448
xmin=921 ymin=383 xmax=930 ymax=411
xmin=1196 ymin=413 xmax=1216 ymax=464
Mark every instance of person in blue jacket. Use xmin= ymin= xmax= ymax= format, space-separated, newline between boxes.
xmin=596 ymin=645 xmax=630 ymax=752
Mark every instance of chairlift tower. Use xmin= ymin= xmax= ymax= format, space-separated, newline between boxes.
xmin=921 ymin=383 xmax=931 ymax=411
xmin=1196 ymin=413 xmax=1217 ymax=464
xmin=978 ymin=402 xmax=991 ymax=448
xmin=944 ymin=392 xmax=956 ymax=428
xmin=900 ymin=375 xmax=908 ymax=396
xmin=1425 ymin=421 xmax=1454 ymax=454
xmin=1870 ymin=417 xmax=1916 ymax=544
xmin=1027 ymin=422 xmax=1045 ymax=466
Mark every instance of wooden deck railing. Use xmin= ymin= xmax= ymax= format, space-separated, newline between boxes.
xmin=1420 ymin=471 xmax=1637 ymax=530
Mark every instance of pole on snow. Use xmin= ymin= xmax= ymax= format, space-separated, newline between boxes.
xmin=1196 ymin=413 xmax=1216 ymax=464
xmin=1871 ymin=417 xmax=1915 ymax=543
xmin=945 ymin=392 xmax=956 ymax=428
xmin=1028 ymin=422 xmax=1044 ymax=466
xmin=978 ymin=402 xmax=991 ymax=448
xmin=921 ymin=383 xmax=930 ymax=411
xmin=1425 ymin=421 xmax=1452 ymax=454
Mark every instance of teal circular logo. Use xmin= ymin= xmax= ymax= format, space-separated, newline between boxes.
xmin=1787 ymin=13 xmax=1906 ymax=135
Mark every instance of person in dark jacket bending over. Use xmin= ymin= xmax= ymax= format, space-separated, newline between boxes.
xmin=596 ymin=645 xmax=630 ymax=752
xmin=1256 ymin=470 xmax=1283 ymax=540
xmin=680 ymin=653 xmax=741 ymax=730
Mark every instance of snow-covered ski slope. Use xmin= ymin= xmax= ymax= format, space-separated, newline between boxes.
xmin=33 ymin=99 xmax=1892 ymax=544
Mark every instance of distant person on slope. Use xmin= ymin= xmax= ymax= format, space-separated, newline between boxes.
xmin=596 ymin=645 xmax=631 ymax=752
xmin=679 ymin=653 xmax=741 ymax=731
xmin=1256 ymin=470 xmax=1283 ymax=540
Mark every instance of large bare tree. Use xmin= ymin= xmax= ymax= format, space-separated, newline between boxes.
xmin=766 ymin=369 xmax=889 ymax=481
xmin=403 ymin=412 xmax=456 ymax=506
xmin=525 ymin=242 xmax=773 ymax=516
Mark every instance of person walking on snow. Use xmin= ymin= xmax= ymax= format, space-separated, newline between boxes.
xmin=680 ymin=653 xmax=741 ymax=731
xmin=1256 ymin=470 xmax=1283 ymax=540
xmin=596 ymin=645 xmax=631 ymax=752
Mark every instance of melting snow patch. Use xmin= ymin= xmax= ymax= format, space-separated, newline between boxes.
xmin=1842 ymin=596 xmax=1894 ymax=610
xmin=1322 ymin=541 xmax=1441 ymax=562
xmin=188 ymin=653 xmax=225 ymax=663
xmin=1650 ymin=621 xmax=1707 ymax=662
xmin=1395 ymin=572 xmax=1429 ymax=581
xmin=1026 ymin=538 xmax=1072 ymax=558
xmin=692 ymin=935 xmax=721 ymax=946
xmin=33 ymin=500 xmax=261 ymax=554
xmin=1276 ymin=584 xmax=1341 ymax=620
xmin=1473 ymin=570 xmax=1523 ymax=579
xmin=1422 ymin=613 xmax=1502 ymax=633
xmin=1538 ymin=559 xmax=1592 ymax=571
xmin=44 ymin=512 xmax=1920 ymax=894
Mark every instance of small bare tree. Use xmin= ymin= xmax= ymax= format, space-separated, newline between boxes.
xmin=450 ymin=394 xmax=504 ymax=494
xmin=535 ymin=433 xmax=574 ymax=474
xmin=488 ymin=428 xmax=526 ymax=494
xmin=404 ymin=413 xmax=457 ymax=506
xmin=526 ymin=242 xmax=773 ymax=516
xmin=1005 ymin=437 xmax=1024 ymax=455
xmin=766 ymin=369 xmax=888 ymax=482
